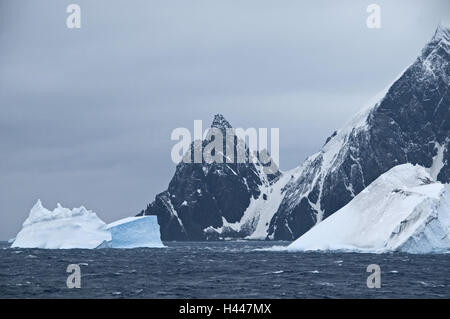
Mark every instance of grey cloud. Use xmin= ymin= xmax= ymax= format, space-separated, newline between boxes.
xmin=1 ymin=0 xmax=450 ymax=239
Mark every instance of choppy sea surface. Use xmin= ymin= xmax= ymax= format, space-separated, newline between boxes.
xmin=0 ymin=241 xmax=448 ymax=298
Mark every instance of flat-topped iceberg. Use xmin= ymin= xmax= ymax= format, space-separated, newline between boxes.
xmin=11 ymin=200 xmax=111 ymax=249
xmin=12 ymin=201 xmax=164 ymax=249
xmin=100 ymin=216 xmax=164 ymax=248
xmin=286 ymin=164 xmax=450 ymax=254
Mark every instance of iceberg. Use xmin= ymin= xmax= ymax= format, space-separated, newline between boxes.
xmin=286 ymin=164 xmax=450 ymax=254
xmin=102 ymin=216 xmax=165 ymax=248
xmin=11 ymin=202 xmax=165 ymax=249
xmin=11 ymin=200 xmax=111 ymax=249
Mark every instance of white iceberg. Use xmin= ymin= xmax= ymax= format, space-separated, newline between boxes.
xmin=11 ymin=200 xmax=111 ymax=249
xmin=286 ymin=164 xmax=450 ymax=254
xmin=101 ymin=216 xmax=165 ymax=248
xmin=11 ymin=201 xmax=165 ymax=249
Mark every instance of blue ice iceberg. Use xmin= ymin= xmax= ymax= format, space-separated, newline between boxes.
xmin=102 ymin=216 xmax=165 ymax=248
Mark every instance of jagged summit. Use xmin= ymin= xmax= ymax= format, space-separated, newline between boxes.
xmin=416 ymin=23 xmax=450 ymax=88
xmin=433 ymin=22 xmax=450 ymax=42
xmin=422 ymin=23 xmax=450 ymax=58
xmin=211 ymin=114 xmax=232 ymax=130
xmin=140 ymin=112 xmax=281 ymax=240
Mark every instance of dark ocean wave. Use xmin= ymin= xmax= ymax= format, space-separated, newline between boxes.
xmin=0 ymin=241 xmax=448 ymax=298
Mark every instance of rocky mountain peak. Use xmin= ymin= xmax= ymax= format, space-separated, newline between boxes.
xmin=211 ymin=114 xmax=232 ymax=130
xmin=433 ymin=22 xmax=450 ymax=42
xmin=421 ymin=23 xmax=450 ymax=59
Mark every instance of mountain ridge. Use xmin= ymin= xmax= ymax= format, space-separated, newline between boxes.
xmin=268 ymin=24 xmax=450 ymax=239
xmin=139 ymin=24 xmax=450 ymax=241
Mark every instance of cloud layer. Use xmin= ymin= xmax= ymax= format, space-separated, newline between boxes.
xmin=1 ymin=0 xmax=449 ymax=239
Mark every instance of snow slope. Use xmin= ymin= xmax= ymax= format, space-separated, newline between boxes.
xmin=286 ymin=164 xmax=450 ymax=254
xmin=11 ymin=200 xmax=111 ymax=249
xmin=105 ymin=216 xmax=164 ymax=248
xmin=269 ymin=24 xmax=450 ymax=240
xmin=204 ymin=166 xmax=303 ymax=239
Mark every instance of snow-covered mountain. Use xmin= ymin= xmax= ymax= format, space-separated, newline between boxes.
xmin=139 ymin=25 xmax=449 ymax=242
xmin=286 ymin=164 xmax=450 ymax=254
xmin=139 ymin=114 xmax=282 ymax=240
xmin=268 ymin=24 xmax=450 ymax=240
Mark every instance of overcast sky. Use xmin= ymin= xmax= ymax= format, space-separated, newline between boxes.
xmin=1 ymin=0 xmax=449 ymax=240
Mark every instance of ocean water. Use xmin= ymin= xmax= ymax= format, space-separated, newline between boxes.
xmin=0 ymin=241 xmax=448 ymax=298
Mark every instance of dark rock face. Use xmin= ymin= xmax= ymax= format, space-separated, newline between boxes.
xmin=139 ymin=114 xmax=281 ymax=240
xmin=268 ymin=25 xmax=450 ymax=240
xmin=139 ymin=25 xmax=449 ymax=242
